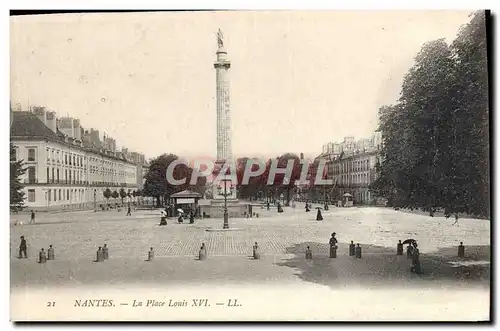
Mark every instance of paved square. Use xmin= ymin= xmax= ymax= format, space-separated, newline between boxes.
xmin=10 ymin=203 xmax=491 ymax=320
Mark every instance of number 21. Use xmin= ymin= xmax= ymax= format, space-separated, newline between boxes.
xmin=47 ymin=301 xmax=55 ymax=307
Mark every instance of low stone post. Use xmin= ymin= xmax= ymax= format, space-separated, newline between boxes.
xmin=96 ymin=247 xmax=104 ymax=262
xmin=47 ymin=245 xmax=55 ymax=260
xmin=458 ymin=242 xmax=465 ymax=258
xmin=355 ymin=244 xmax=362 ymax=258
xmin=397 ymin=240 xmax=404 ymax=256
xmin=349 ymin=241 xmax=355 ymax=256
xmin=199 ymin=243 xmax=207 ymax=261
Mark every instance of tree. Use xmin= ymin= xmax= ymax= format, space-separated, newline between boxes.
xmin=103 ymin=188 xmax=111 ymax=203
xmin=119 ymin=187 xmax=127 ymax=204
xmin=111 ymin=190 xmax=119 ymax=202
xmin=142 ymin=153 xmax=207 ymax=206
xmin=10 ymin=142 xmax=26 ymax=212
xmin=143 ymin=154 xmax=179 ymax=207
xmin=235 ymin=157 xmax=267 ymax=200
xmin=370 ymin=11 xmax=489 ymax=218
xmin=275 ymin=153 xmax=302 ymax=205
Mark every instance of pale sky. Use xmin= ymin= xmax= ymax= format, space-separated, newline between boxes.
xmin=10 ymin=11 xmax=473 ymax=160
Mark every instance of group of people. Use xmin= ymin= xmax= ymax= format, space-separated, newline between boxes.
xmin=159 ymin=208 xmax=195 ymax=226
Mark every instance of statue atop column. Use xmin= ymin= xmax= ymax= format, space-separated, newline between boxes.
xmin=217 ymin=29 xmax=224 ymax=49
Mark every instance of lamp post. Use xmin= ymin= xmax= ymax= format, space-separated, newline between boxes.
xmin=218 ymin=178 xmax=232 ymax=229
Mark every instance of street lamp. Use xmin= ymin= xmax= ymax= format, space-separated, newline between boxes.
xmin=217 ymin=179 xmax=232 ymax=229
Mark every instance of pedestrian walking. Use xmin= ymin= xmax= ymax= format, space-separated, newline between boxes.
xmin=19 ymin=236 xmax=27 ymax=258
xmin=452 ymin=214 xmax=459 ymax=226
xmin=30 ymin=210 xmax=35 ymax=224
xmin=160 ymin=210 xmax=167 ymax=226
xmin=126 ymin=205 xmax=132 ymax=216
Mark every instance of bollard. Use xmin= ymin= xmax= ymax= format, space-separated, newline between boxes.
xmin=349 ymin=241 xmax=355 ymax=256
xmin=96 ymin=247 xmax=104 ymax=262
xmin=458 ymin=242 xmax=465 ymax=258
xmin=199 ymin=244 xmax=207 ymax=261
xmin=47 ymin=245 xmax=55 ymax=260
xmin=305 ymin=246 xmax=313 ymax=260
xmin=355 ymin=244 xmax=362 ymax=258
xmin=103 ymin=244 xmax=109 ymax=260
xmin=397 ymin=240 xmax=404 ymax=256
xmin=147 ymin=247 xmax=154 ymax=261
xmin=38 ymin=248 xmax=47 ymax=263
xmin=329 ymin=245 xmax=337 ymax=258
xmin=253 ymin=242 xmax=260 ymax=260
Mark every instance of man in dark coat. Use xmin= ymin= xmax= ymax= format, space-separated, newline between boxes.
xmin=19 ymin=236 xmax=27 ymax=258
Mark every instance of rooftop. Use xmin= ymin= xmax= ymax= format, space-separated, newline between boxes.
xmin=10 ymin=111 xmax=137 ymax=165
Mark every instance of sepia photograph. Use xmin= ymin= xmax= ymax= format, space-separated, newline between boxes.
xmin=9 ymin=10 xmax=490 ymax=321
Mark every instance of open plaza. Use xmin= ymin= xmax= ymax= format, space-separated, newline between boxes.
xmin=10 ymin=202 xmax=490 ymax=321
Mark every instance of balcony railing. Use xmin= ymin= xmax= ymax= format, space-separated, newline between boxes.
xmin=22 ymin=179 xmax=137 ymax=188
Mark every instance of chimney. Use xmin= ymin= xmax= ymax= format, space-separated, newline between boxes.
xmin=33 ymin=106 xmax=47 ymax=126
xmin=59 ymin=117 xmax=74 ymax=138
xmin=73 ymin=119 xmax=82 ymax=141
xmin=46 ymin=111 xmax=57 ymax=133
xmin=83 ymin=130 xmax=92 ymax=147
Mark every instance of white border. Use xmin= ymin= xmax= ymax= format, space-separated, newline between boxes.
xmin=2 ymin=1 xmax=498 ymax=331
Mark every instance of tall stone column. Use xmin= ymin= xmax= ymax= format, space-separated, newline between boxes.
xmin=214 ymin=31 xmax=233 ymax=164
xmin=212 ymin=29 xmax=236 ymax=201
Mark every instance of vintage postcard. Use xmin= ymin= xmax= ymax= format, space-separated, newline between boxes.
xmin=9 ymin=10 xmax=490 ymax=321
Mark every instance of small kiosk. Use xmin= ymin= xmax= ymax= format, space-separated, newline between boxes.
xmin=342 ymin=193 xmax=354 ymax=207
xmin=171 ymin=190 xmax=202 ymax=216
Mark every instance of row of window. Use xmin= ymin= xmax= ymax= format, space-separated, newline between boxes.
xmin=47 ymin=148 xmax=85 ymax=167
xmin=331 ymin=159 xmax=372 ymax=174
xmin=336 ymin=172 xmax=371 ymax=185
xmin=23 ymin=165 xmax=134 ymax=185
xmin=26 ymin=187 xmax=135 ymax=203
xmin=15 ymin=146 xmax=135 ymax=173
xmin=10 ymin=148 xmax=36 ymax=162
xmin=27 ymin=188 xmax=86 ymax=203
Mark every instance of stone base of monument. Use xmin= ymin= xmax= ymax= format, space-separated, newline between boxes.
xmin=199 ymin=199 xmax=261 ymax=219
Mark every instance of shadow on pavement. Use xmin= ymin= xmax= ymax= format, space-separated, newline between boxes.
xmin=276 ymin=242 xmax=490 ymax=289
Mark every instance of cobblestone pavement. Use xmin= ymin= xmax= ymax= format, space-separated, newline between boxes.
xmin=10 ymin=203 xmax=490 ymax=260
xmin=10 ymin=204 xmax=490 ymax=321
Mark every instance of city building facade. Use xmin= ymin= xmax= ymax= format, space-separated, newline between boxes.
xmin=314 ymin=132 xmax=384 ymax=205
xmin=328 ymin=149 xmax=382 ymax=204
xmin=10 ymin=107 xmax=147 ymax=211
